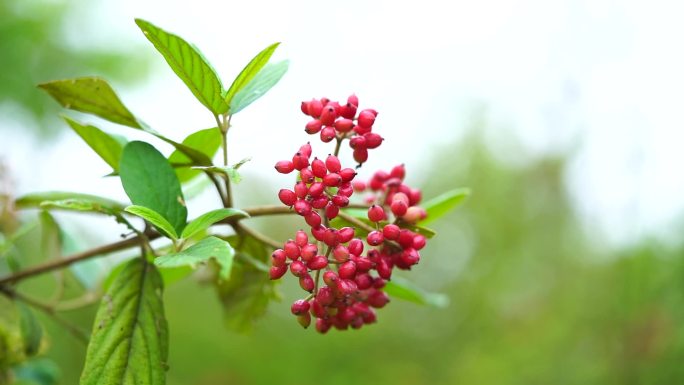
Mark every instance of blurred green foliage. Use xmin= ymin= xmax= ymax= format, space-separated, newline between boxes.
xmin=0 ymin=0 xmax=148 ymax=136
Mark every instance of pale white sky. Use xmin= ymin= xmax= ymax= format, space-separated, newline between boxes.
xmin=3 ymin=0 xmax=684 ymax=248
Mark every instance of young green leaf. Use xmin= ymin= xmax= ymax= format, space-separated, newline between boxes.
xmin=229 ymin=60 xmax=289 ymax=114
xmin=38 ymin=77 xmax=142 ymax=128
xmin=80 ymin=258 xmax=168 ymax=385
xmin=135 ymin=19 xmax=228 ymax=115
xmin=125 ymin=205 xmax=178 ymax=240
xmin=399 ymin=223 xmax=437 ymax=239
xmin=119 ymin=141 xmax=187 ymax=235
xmin=39 ymin=211 xmax=61 ymax=261
xmin=420 ymin=188 xmax=470 ymax=225
xmin=224 ymin=43 xmax=280 ymax=107
xmin=181 ymin=208 xmax=248 ymax=239
xmin=383 ymin=276 xmax=449 ymax=308
xmin=63 ymin=116 xmax=126 ymax=172
xmin=17 ymin=303 xmax=43 ymax=357
xmin=168 ymin=127 xmax=222 ymax=183
xmin=155 ymin=236 xmax=234 ymax=281
xmin=40 ymin=199 xmax=121 ymax=216
xmin=218 ymin=235 xmax=279 ymax=332
xmin=16 ymin=192 xmax=126 ymax=212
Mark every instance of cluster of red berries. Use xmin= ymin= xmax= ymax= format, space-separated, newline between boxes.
xmin=270 ymin=95 xmax=427 ymax=333
xmin=300 ymin=95 xmax=383 ymax=165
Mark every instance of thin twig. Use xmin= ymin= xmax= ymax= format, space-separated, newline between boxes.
xmin=234 ymin=223 xmax=281 ymax=250
xmin=0 ymin=286 xmax=89 ymax=344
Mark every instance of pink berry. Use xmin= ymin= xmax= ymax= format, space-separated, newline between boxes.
xmin=352 ymin=181 xmax=366 ymax=191
xmin=271 ymin=249 xmax=287 ymax=267
xmin=275 ymin=160 xmax=295 ymax=174
xmin=289 ymin=260 xmax=307 ymax=277
xmin=305 ymin=119 xmax=322 ymax=134
xmin=412 ymin=235 xmax=426 ymax=250
xmin=382 ymin=224 xmax=401 ymax=240
xmin=391 ymin=200 xmax=408 ymax=217
xmin=269 ymin=265 xmax=287 ymax=280
xmin=311 ymin=158 xmax=327 ymax=178
xmin=367 ymin=205 xmax=386 ymax=222
xmin=308 ymin=99 xmax=323 ymax=118
xmin=367 ymin=230 xmax=384 ymax=246
xmin=278 ymin=189 xmax=296 ymax=206
xmin=334 ymin=118 xmax=354 ymax=133
xmin=357 ymin=109 xmax=376 ymax=129
xmin=299 ymin=273 xmax=315 ymax=292
xmin=311 ymin=225 xmax=327 ymax=242
xmin=402 ymin=206 xmax=426 ymax=223
xmin=339 ymin=103 xmax=357 ymax=120
xmin=299 ymin=143 xmax=313 ymax=158
xmin=408 ymin=188 xmax=422 ymax=205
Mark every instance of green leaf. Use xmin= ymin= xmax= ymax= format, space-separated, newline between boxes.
xmin=229 ymin=60 xmax=289 ymax=114
xmin=38 ymin=77 xmax=141 ymax=128
xmin=119 ymin=141 xmax=187 ymax=235
xmin=125 ymin=205 xmax=178 ymax=240
xmin=135 ymin=19 xmax=228 ymax=115
xmin=16 ymin=303 xmax=42 ymax=357
xmin=80 ymin=258 xmax=167 ymax=385
xmin=224 ymin=43 xmax=280 ymax=107
xmin=218 ymin=235 xmax=279 ymax=332
xmin=181 ymin=208 xmax=248 ymax=239
xmin=383 ymin=276 xmax=449 ymax=308
xmin=400 ymin=223 xmax=437 ymax=239
xmin=63 ymin=116 xmax=126 ymax=172
xmin=38 ymin=212 xmax=61 ymax=261
xmin=12 ymin=358 xmax=60 ymax=385
xmin=420 ymin=188 xmax=470 ymax=225
xmin=155 ymin=236 xmax=234 ymax=281
xmin=39 ymin=199 xmax=121 ymax=216
xmin=15 ymin=192 xmax=125 ymax=212
xmin=168 ymin=128 xmax=222 ymax=183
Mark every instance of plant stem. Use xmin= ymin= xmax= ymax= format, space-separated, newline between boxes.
xmin=234 ymin=223 xmax=281 ymax=250
xmin=333 ymin=137 xmax=343 ymax=157
xmin=0 ymin=205 xmax=293 ymax=285
xmin=218 ymin=114 xmax=233 ymax=208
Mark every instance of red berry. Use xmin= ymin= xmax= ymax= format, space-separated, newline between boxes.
xmin=332 ymin=195 xmax=349 ymax=207
xmin=376 ymin=258 xmax=392 ymax=279
xmin=368 ymin=291 xmax=390 ymax=308
xmin=299 ymin=273 xmax=315 ymax=292
xmin=353 ymin=148 xmax=369 ymax=164
xmin=269 ymin=265 xmax=287 ymax=280
xmin=364 ymin=133 xmax=383 ymax=149
xmin=338 ymin=261 xmax=357 ymax=279
xmin=305 ymin=119 xmax=322 ymax=134
xmin=294 ymin=200 xmax=312 ymax=216
xmin=334 ymin=118 xmax=354 ymax=133
xmin=320 ymin=126 xmax=336 ymax=143
xmin=292 ymin=153 xmax=309 ymax=170
xmin=333 ymin=245 xmax=350 ymax=263
xmin=391 ymin=200 xmax=408 ymax=217
xmin=367 ymin=205 xmax=386 ymax=222
xmin=339 ymin=168 xmax=357 ymax=183
xmin=392 ymin=192 xmax=409 ymax=205
xmin=412 ymin=235 xmax=426 ymax=250
xmin=323 ymin=270 xmax=338 ymax=286
xmin=311 ymin=158 xmax=327 ymax=178
xmin=299 ymin=143 xmax=313 ymax=158
xmin=325 ymin=155 xmax=341 ymax=173
xmin=307 ymin=255 xmax=328 ymax=270
xmin=390 ymin=164 xmax=405 ymax=180
xmin=320 ymin=106 xmax=337 ymax=126
xmin=323 ymin=173 xmax=342 ymax=187
xmin=278 ymin=189 xmax=297 ymax=207
xmin=354 ymin=273 xmax=373 ymax=289
xmin=311 ymin=300 xmax=326 ymax=318
xmin=295 ymin=230 xmax=308 ymax=247
xmin=291 ymin=299 xmax=311 ymax=315
xmin=338 ymin=183 xmax=354 ymax=197
xmin=275 ymin=160 xmax=295 ymax=174
xmin=311 ymin=196 xmax=329 ymax=209
xmin=357 ymin=109 xmax=376 ymax=129
xmin=348 ymin=238 xmax=364 ymax=256
xmin=294 ymin=182 xmax=308 ymax=198
xmin=316 ymin=318 xmax=331 ymax=334
xmin=349 ymin=136 xmax=367 ymax=149
xmin=339 ymin=103 xmax=357 ymax=120
xmin=347 ymin=94 xmax=359 ymax=107
xmin=382 ymin=224 xmax=401 ymax=240
xmin=311 ymin=225 xmax=327 ymax=242
xmin=353 ymin=255 xmax=373 ymax=272
xmin=304 ymin=211 xmax=322 ymax=228
xmin=301 ymin=101 xmax=310 ymax=115
xmin=325 ymin=202 xmax=339 ymax=220
xmin=308 ymin=99 xmax=323 ymax=118
xmin=408 ymin=188 xmax=422 ymax=205
xmin=367 ymin=230 xmax=384 ymax=246
xmin=299 ymin=168 xmax=314 ymax=184
xmin=323 ymin=227 xmax=339 ymax=247
xmin=308 ymin=182 xmax=325 ymax=197
xmin=301 ymin=243 xmax=318 ymax=261
xmin=316 ymin=286 xmax=335 ymax=305
xmin=398 ymin=230 xmax=414 ymax=248
xmin=271 ymin=249 xmax=287 ymax=267
xmin=352 ymin=181 xmax=366 ymax=191
xmin=284 ymin=240 xmax=300 ymax=260
xmin=289 ymin=260 xmax=307 ymax=277
xmin=338 ymin=227 xmax=355 ymax=243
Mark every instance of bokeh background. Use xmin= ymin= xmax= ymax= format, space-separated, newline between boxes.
xmin=2 ymin=0 xmax=684 ymax=384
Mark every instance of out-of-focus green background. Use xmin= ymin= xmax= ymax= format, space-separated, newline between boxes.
xmin=2 ymin=1 xmax=684 ymax=384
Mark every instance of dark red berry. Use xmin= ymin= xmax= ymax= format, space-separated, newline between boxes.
xmin=353 ymin=148 xmax=369 ymax=164
xmin=299 ymin=273 xmax=315 ymax=292
xmin=294 ymin=200 xmax=312 ymax=216
xmin=271 ymin=249 xmax=287 ymax=267
xmin=338 ymin=261 xmax=357 ymax=279
xmin=301 ymin=243 xmax=318 ymax=261
xmin=297 ymin=312 xmax=312 ymax=328
xmin=269 ymin=265 xmax=287 ymax=280
xmin=325 ymin=203 xmax=339 ymax=220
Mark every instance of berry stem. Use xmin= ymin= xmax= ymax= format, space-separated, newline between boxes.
xmin=333 ymin=136 xmax=343 ymax=157
xmin=216 ymin=113 xmax=234 ymax=208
